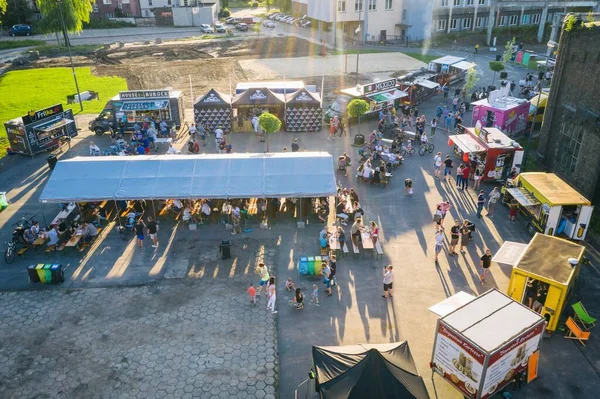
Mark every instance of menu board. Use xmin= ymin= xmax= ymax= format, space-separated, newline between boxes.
xmin=480 ymin=323 xmax=544 ymax=399
xmin=4 ymin=123 xmax=28 ymax=154
xmin=432 ymin=323 xmax=485 ymax=398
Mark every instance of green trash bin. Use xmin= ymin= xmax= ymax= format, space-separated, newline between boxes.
xmin=0 ymin=192 xmax=8 ymax=211
xmin=307 ymin=256 xmax=315 ymax=275
xmin=43 ymin=264 xmax=53 ymax=284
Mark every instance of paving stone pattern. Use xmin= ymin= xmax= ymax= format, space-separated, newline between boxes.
xmin=0 ymin=239 xmax=279 ymax=399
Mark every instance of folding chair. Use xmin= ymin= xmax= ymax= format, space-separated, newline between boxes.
xmin=572 ymin=301 xmax=596 ymax=330
xmin=564 ymin=317 xmax=591 ymax=346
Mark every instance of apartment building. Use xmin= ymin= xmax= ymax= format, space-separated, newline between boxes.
xmin=92 ymin=0 xmax=142 ymax=18
xmin=138 ymin=0 xmax=211 ymax=18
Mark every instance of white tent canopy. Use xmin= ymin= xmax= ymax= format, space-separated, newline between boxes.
xmin=39 ymin=152 xmax=338 ymax=203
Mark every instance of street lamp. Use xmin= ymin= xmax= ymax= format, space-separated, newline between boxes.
xmin=521 ymin=40 xmax=557 ymax=171
xmin=56 ymin=0 xmax=83 ymax=112
xmin=354 ymin=1 xmax=363 ymax=86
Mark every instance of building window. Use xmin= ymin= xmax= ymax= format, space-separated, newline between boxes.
xmin=509 ymin=15 xmax=518 ymax=25
xmin=385 ymin=0 xmax=392 ymax=10
xmin=478 ymin=0 xmax=485 ymax=4
xmin=103 ymin=0 xmax=111 ymax=4
xmin=466 ymin=0 xmax=473 ymax=5
xmin=450 ymin=19 xmax=458 ymax=30
xmin=402 ymin=9 xmax=406 ymax=20
xmin=462 ymin=18 xmax=472 ymax=29
xmin=532 ymin=14 xmax=541 ymax=24
xmin=498 ymin=16 xmax=507 ymax=26
xmin=368 ymin=0 xmax=376 ymax=11
xmin=338 ymin=0 xmax=346 ymax=12
xmin=521 ymin=14 xmax=530 ymax=25
xmin=441 ymin=0 xmax=448 ymax=6
xmin=437 ymin=20 xmax=447 ymax=31
xmin=93 ymin=3 xmax=99 ymax=11
xmin=122 ymin=0 xmax=130 ymax=3
xmin=453 ymin=0 xmax=460 ymax=6
xmin=167 ymin=0 xmax=171 ymax=4
xmin=355 ymin=0 xmax=363 ymax=11
xmin=475 ymin=17 xmax=483 ymax=28
xmin=558 ymin=118 xmax=584 ymax=174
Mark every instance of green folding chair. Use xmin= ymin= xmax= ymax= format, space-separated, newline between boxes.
xmin=572 ymin=301 xmax=596 ymax=330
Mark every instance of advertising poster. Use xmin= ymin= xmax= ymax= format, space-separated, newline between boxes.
xmin=480 ymin=323 xmax=544 ymax=399
xmin=433 ymin=324 xmax=485 ymax=398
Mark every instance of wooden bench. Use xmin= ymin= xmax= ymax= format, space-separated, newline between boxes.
xmin=45 ymin=244 xmax=56 ymax=254
xmin=565 ymin=317 xmax=591 ymax=346
xmin=342 ymin=242 xmax=349 ymax=258
xmin=120 ymin=208 xmax=133 ymax=218
xmin=375 ymin=241 xmax=383 ymax=260
xmin=352 ymin=242 xmax=360 ymax=258
xmin=17 ymin=246 xmax=29 ymax=258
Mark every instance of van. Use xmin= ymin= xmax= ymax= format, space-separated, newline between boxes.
xmin=241 ymin=16 xmax=256 ymax=25
xmin=527 ymin=92 xmax=548 ymax=126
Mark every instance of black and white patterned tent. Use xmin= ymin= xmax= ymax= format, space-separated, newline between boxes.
xmin=194 ymin=89 xmax=232 ymax=132
xmin=285 ymin=89 xmax=322 ymax=132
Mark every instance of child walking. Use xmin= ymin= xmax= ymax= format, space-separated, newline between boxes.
xmin=311 ymin=284 xmax=319 ymax=304
xmin=247 ymin=283 xmax=256 ymax=305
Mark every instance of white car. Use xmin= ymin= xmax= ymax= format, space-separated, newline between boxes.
xmin=276 ymin=14 xmax=288 ymax=21
xmin=200 ymin=24 xmax=214 ymax=33
xmin=269 ymin=13 xmax=281 ymax=20
xmin=262 ymin=20 xmax=275 ymax=28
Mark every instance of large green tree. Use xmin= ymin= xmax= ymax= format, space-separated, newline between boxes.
xmin=0 ymin=0 xmax=7 ymax=25
xmin=37 ymin=0 xmax=94 ymax=46
xmin=1 ymin=0 xmax=34 ymax=26
xmin=258 ymin=112 xmax=282 ymax=152
xmin=346 ymin=99 xmax=369 ymax=135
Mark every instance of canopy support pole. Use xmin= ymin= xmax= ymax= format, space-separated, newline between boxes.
xmin=39 ymin=203 xmax=48 ymax=228
xmin=298 ymin=198 xmax=302 ymax=224
xmin=152 ymin=200 xmax=157 ymax=220
xmin=431 ymin=370 xmax=440 ymax=399
xmin=76 ymin=202 xmax=83 ymax=223
xmin=114 ymin=200 xmax=122 ymax=227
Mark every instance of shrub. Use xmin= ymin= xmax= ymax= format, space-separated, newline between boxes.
xmin=251 ymin=2 xmax=259 ymax=7
xmin=218 ymin=7 xmax=231 ymax=18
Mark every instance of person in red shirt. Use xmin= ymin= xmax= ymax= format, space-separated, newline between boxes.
xmin=247 ymin=283 xmax=256 ymax=305
xmin=461 ymin=164 xmax=470 ymax=191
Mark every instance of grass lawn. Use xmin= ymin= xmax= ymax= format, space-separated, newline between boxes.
xmin=0 ymin=40 xmax=47 ymax=50
xmin=0 ymin=67 xmax=127 ymax=157
xmin=401 ymin=52 xmax=439 ymax=64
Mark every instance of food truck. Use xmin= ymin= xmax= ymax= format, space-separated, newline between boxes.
xmin=4 ymin=104 xmax=77 ymax=156
xmin=471 ymin=90 xmax=530 ymax=136
xmin=428 ymin=56 xmax=475 ymax=87
xmin=527 ymin=91 xmax=548 ymax=126
xmin=430 ymin=288 xmax=545 ymax=399
xmin=449 ymin=125 xmax=524 ymax=182
xmin=89 ymin=89 xmax=184 ymax=136
xmin=324 ymin=78 xmax=407 ymax=123
xmin=494 ymin=234 xmax=585 ymax=333
xmin=501 ymin=172 xmax=594 ymax=240
xmin=396 ymin=69 xmax=441 ymax=106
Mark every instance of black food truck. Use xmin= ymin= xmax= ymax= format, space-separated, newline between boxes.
xmin=89 ymin=89 xmax=184 ymax=136
xmin=4 ymin=104 xmax=77 ymax=156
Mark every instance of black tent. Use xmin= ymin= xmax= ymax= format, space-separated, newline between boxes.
xmin=285 ymin=88 xmax=323 ymax=132
xmin=194 ymin=89 xmax=232 ymax=132
xmin=313 ymin=342 xmax=430 ymax=399
xmin=232 ymin=87 xmax=285 ymax=106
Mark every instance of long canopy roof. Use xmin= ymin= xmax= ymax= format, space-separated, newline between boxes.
xmin=39 ymin=153 xmax=337 ymax=203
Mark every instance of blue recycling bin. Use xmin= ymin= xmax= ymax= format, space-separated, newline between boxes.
xmin=298 ymin=257 xmax=308 ymax=276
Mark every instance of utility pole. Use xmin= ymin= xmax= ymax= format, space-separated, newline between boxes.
xmin=57 ymin=0 xmax=83 ymax=112
xmin=355 ymin=1 xmax=362 ymax=86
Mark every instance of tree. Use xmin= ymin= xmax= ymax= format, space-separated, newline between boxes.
xmin=502 ymin=37 xmax=515 ymax=65
xmin=346 ymin=99 xmax=369 ymax=135
xmin=37 ymin=0 xmax=94 ymax=46
xmin=253 ymin=22 xmax=261 ymax=37
xmin=0 ymin=0 xmax=7 ymax=25
xmin=1 ymin=0 xmax=34 ymax=26
xmin=462 ymin=67 xmax=479 ymax=94
xmin=258 ymin=112 xmax=282 ymax=152
xmin=488 ymin=61 xmax=505 ymax=86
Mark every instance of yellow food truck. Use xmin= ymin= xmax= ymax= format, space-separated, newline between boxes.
xmin=501 ymin=172 xmax=593 ymax=241
xmin=501 ymin=234 xmax=585 ymax=332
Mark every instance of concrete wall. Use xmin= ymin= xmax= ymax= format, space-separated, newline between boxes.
xmin=109 ymin=17 xmax=137 ymax=25
xmin=172 ymin=4 xmax=218 ymax=26
xmin=537 ymin=20 xmax=600 ymax=203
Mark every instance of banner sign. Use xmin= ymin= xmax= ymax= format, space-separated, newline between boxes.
xmin=120 ymin=90 xmax=170 ymax=99
xmin=362 ymin=79 xmax=397 ymax=96
xmin=22 ymin=104 xmax=64 ymax=125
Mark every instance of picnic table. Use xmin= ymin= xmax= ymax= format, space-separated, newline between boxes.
xmin=52 ymin=203 xmax=77 ymax=225
xmin=32 ymin=236 xmax=47 ymax=248
xmin=360 ymin=230 xmax=374 ymax=259
xmin=65 ymin=233 xmax=83 ymax=248
xmin=327 ymin=226 xmax=341 ymax=251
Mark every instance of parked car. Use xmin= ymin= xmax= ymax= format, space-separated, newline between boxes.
xmin=8 ymin=24 xmax=32 ymax=37
xmin=262 ymin=20 xmax=275 ymax=28
xmin=294 ymin=16 xmax=308 ymax=26
xmin=200 ymin=24 xmax=214 ymax=33
xmin=236 ymin=23 xmax=248 ymax=31
xmin=214 ymin=23 xmax=226 ymax=33
xmin=241 ymin=16 xmax=256 ymax=25
xmin=276 ymin=14 xmax=288 ymax=21
xmin=269 ymin=13 xmax=281 ymax=20
xmin=301 ymin=20 xmax=312 ymax=28
xmin=225 ymin=17 xmax=241 ymax=24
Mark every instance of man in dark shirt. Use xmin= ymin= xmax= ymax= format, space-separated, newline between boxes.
xmin=443 ymin=156 xmax=453 ymax=182
xmin=291 ymin=139 xmax=299 ymax=152
xmin=335 ymin=200 xmax=348 ymax=225
xmin=449 ymin=220 xmax=460 ymax=256
xmin=477 ymin=190 xmax=486 ymax=218
xmin=146 ymin=216 xmax=159 ymax=248
xmin=479 ymin=248 xmax=493 ymax=284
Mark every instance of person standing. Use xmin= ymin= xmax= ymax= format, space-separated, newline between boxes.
xmin=329 ymin=255 xmax=337 ymax=287
xmin=430 ymin=118 xmax=437 ymax=137
xmin=266 ymin=277 xmax=277 ymax=314
xmin=476 ymin=190 xmax=486 ymax=218
xmin=291 ymin=138 xmax=299 ymax=152
xmin=443 ymin=155 xmax=454 ymax=182
xmin=434 ymin=226 xmax=445 ymax=263
xmin=461 ymin=163 xmax=470 ymax=191
xmin=188 ymin=123 xmax=197 ymax=140
xmin=322 ymin=261 xmax=332 ymax=297
xmin=479 ymin=248 xmax=493 ymax=285
xmin=135 ymin=217 xmax=146 ymax=250
xmin=473 ymin=167 xmax=483 ymax=190
xmin=459 ymin=220 xmax=471 ymax=252
xmin=474 ymin=44 xmax=479 ymax=54
xmin=436 ymin=200 xmax=452 ymax=226
xmin=449 ymin=220 xmax=460 ymax=256
xmin=146 ymin=216 xmax=159 ymax=248
xmin=456 ymin=164 xmax=463 ymax=188
xmin=247 ymin=283 xmax=256 ymax=305
xmin=488 ymin=187 xmax=501 ymax=218
xmin=434 ymin=152 xmax=443 ymax=179
xmin=382 ymin=265 xmax=394 ymax=299
xmin=199 ymin=122 xmax=207 ymax=146
xmin=350 ymin=217 xmax=363 ymax=246
xmin=509 ymin=200 xmax=518 ymax=223
xmin=452 ymin=96 xmax=459 ymax=112
xmin=256 ymin=263 xmax=270 ymax=297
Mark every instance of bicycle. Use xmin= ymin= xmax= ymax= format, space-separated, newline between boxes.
xmin=4 ymin=241 xmax=16 ymax=264
xmin=400 ymin=144 xmax=415 ymax=157
xmin=419 ymin=142 xmax=435 ymax=156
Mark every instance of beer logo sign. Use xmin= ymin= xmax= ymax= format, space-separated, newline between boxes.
xmin=249 ymin=90 xmax=267 ymax=100
xmin=295 ymin=92 xmax=312 ymax=102
xmin=203 ymin=93 xmax=221 ymax=103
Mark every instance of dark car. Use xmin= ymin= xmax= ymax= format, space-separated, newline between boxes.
xmin=235 ymin=23 xmax=248 ymax=31
xmin=8 ymin=24 xmax=32 ymax=37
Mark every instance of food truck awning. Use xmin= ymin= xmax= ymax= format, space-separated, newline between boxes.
xmin=507 ymin=188 xmax=540 ymax=207
xmin=429 ymin=291 xmax=476 ymax=317
xmin=492 ymin=241 xmax=529 ymax=266
xmin=34 ymin=118 xmax=74 ymax=132
xmin=415 ymin=80 xmax=440 ymax=90
xmin=366 ymin=89 xmax=408 ymax=103
xmin=448 ymin=134 xmax=486 ymax=153
xmin=451 ymin=61 xmax=476 ymax=71
xmin=519 ymin=172 xmax=591 ymax=206
xmin=430 ymin=55 xmax=465 ymax=65
xmin=516 ymin=233 xmax=585 ymax=285
xmin=120 ymin=101 xmax=169 ymax=111
xmin=39 ymin=152 xmax=337 ymax=202
xmin=442 ymin=289 xmax=544 ymax=352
